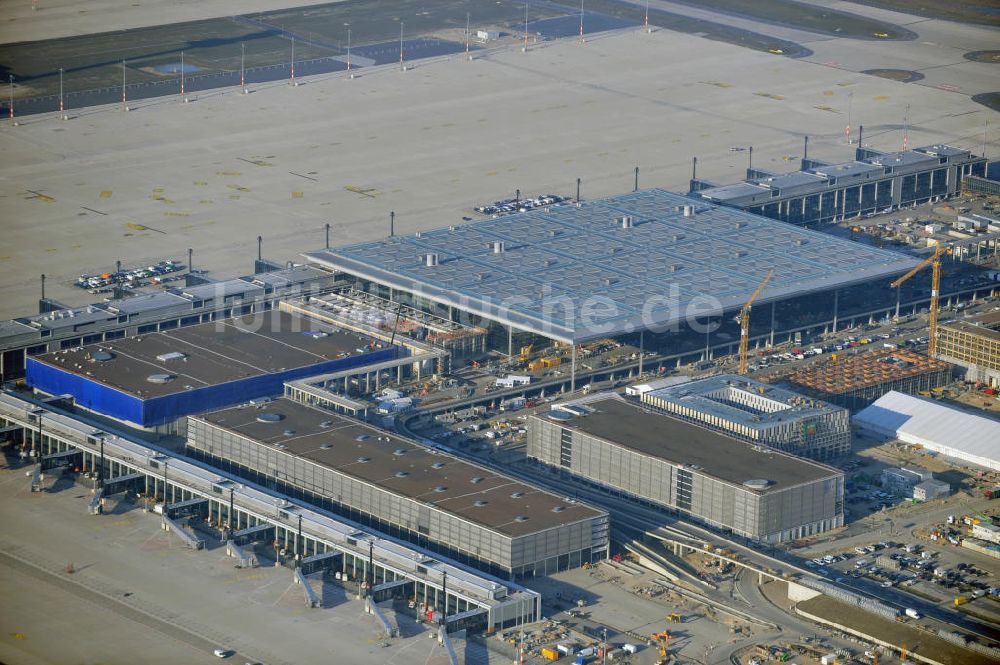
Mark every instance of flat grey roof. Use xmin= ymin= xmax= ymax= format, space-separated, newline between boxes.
xmin=32 ymin=310 xmax=384 ymax=398
xmin=549 ymin=396 xmax=840 ymax=490
xmin=304 ymin=189 xmax=918 ymax=343
xmin=195 ymin=399 xmax=604 ymax=538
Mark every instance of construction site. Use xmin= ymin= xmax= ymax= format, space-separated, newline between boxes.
xmin=784 ymin=349 xmax=953 ymax=410
xmin=2 ymin=0 xmax=1000 ymax=663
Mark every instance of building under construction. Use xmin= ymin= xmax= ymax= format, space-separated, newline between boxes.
xmin=785 ymin=349 xmax=952 ymax=410
xmin=937 ymin=310 xmax=1000 ymax=387
xmin=640 ymin=375 xmax=851 ymax=460
xmin=303 ymin=189 xmax=919 ymax=388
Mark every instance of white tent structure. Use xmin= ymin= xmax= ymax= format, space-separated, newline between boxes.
xmin=854 ymin=391 xmax=1000 ymax=471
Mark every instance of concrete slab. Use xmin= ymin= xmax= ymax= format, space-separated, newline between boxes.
xmin=0 ymin=22 xmax=994 ymax=320
xmin=0 ymin=465 xmax=490 ymax=664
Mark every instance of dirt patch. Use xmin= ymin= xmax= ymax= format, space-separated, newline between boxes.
xmin=862 ymin=68 xmax=925 ymax=83
xmin=972 ymin=92 xmax=1000 ymax=113
xmin=965 ymin=50 xmax=1000 ymax=64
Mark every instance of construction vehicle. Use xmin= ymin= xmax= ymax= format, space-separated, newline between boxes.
xmin=667 ymin=612 xmax=682 ymax=623
xmin=889 ymin=240 xmax=950 ymax=357
xmin=738 ymin=270 xmax=775 ymax=374
xmin=518 ymin=344 xmax=534 ymax=363
xmin=651 ymin=631 xmax=672 ymax=665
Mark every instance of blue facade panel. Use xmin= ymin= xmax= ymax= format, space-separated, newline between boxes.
xmin=26 ymin=358 xmax=144 ymax=425
xmin=27 ymin=347 xmax=400 ymax=427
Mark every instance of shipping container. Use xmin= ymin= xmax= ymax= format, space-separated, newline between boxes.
xmin=541 ymin=647 xmax=561 ymax=661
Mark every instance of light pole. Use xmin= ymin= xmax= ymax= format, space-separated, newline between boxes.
xmin=121 ymin=60 xmax=127 ymax=111
xmin=290 ymin=36 xmax=296 ymax=85
xmin=8 ymin=74 xmax=14 ymax=125
xmin=347 ymin=26 xmax=352 ymax=73
xmin=240 ymin=42 xmax=246 ymax=92
xmin=58 ymin=68 xmax=64 ymax=118
xmin=465 ymin=12 xmax=470 ymax=59
xmin=399 ymin=21 xmax=404 ymax=70
xmin=602 ymin=627 xmax=608 ymax=665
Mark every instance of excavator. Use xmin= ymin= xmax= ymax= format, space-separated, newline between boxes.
xmin=651 ymin=631 xmax=672 ymax=665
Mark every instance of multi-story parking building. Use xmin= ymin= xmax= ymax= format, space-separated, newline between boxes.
xmin=186 ymin=398 xmax=609 ymax=579
xmin=527 ymin=394 xmax=844 ymax=543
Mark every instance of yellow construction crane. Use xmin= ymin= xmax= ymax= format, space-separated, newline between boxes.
xmin=889 ymin=241 xmax=950 ymax=357
xmin=738 ymin=270 xmax=774 ymax=375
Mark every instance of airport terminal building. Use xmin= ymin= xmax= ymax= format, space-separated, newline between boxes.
xmin=694 ymin=145 xmax=987 ymax=226
xmin=304 ymin=189 xmax=918 ymax=385
xmin=24 ymin=309 xmax=399 ymax=430
xmin=527 ymin=395 xmax=844 ymax=543
xmin=186 ymin=398 xmax=610 ymax=579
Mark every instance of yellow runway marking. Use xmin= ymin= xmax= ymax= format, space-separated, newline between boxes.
xmin=873 ymin=95 xmax=890 ymax=101
xmin=216 ymin=171 xmax=241 ymax=176
xmin=754 ymin=92 xmax=785 ymax=101
xmin=99 ymin=190 xmax=112 ymax=198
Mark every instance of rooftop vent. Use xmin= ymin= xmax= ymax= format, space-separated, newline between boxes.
xmin=282 ymin=429 xmax=295 ymax=436
xmin=320 ymin=443 xmax=333 ymax=449
xmin=471 ymin=476 xmax=485 ymax=484
xmin=794 ymin=239 xmax=807 ymax=246
xmin=492 ymin=240 xmax=506 ymax=254
xmin=90 ymin=351 xmax=114 ymax=362
xmin=256 ymin=412 xmax=284 ymax=423
xmin=147 ymin=373 xmax=175 ymax=384
xmin=672 ymin=234 xmax=684 ymax=242
xmin=431 ymin=462 xmax=446 ymax=469
xmin=514 ymin=516 xmax=529 ymax=522
xmin=618 ymin=215 xmax=634 ymax=229
xmin=395 ymin=471 xmax=409 ymax=478
xmin=424 ymin=253 xmax=439 ymax=267
xmin=319 ymin=420 xmax=333 ymax=428
xmin=743 ymin=479 xmax=772 ymax=490
xmin=156 ymin=352 xmax=187 ymax=362
xmin=355 ymin=435 xmax=370 ymax=442
xmin=552 ymin=505 xmax=566 ymax=513
xmin=433 ymin=486 xmax=447 ymax=493
xmin=393 ymin=448 xmax=407 ymax=456
xmin=682 ymin=204 xmax=694 ymax=217
xmin=357 ymin=456 xmax=371 ymax=463
xmin=474 ymin=500 xmax=488 ymax=507
xmin=510 ymin=491 xmax=525 ymax=499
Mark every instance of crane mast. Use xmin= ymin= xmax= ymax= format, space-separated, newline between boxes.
xmin=889 ymin=242 xmax=947 ymax=357
xmin=738 ymin=270 xmax=774 ymax=375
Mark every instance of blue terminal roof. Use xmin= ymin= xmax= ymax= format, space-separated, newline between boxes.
xmin=304 ymin=189 xmax=919 ymax=343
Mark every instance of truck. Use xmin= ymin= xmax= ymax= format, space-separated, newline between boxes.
xmin=499 ymin=397 xmax=526 ymax=412
xmin=541 ymin=647 xmax=561 ymax=660
xmin=905 ymin=608 xmax=921 ymax=619
xmin=820 ymin=654 xmax=838 ymax=665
